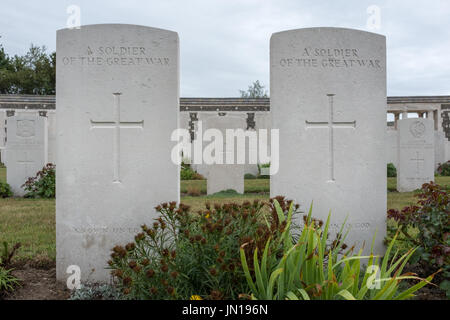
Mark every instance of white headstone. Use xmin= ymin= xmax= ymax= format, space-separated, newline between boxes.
xmin=4 ymin=112 xmax=48 ymax=196
xmin=56 ymin=24 xmax=179 ymax=282
xmin=397 ymin=118 xmax=434 ymax=192
xmin=207 ymin=164 xmax=244 ymax=195
xmin=0 ymin=110 xmax=6 ymax=163
xmin=202 ymin=115 xmax=246 ymax=195
xmin=386 ymin=130 xmax=398 ymax=168
xmin=434 ymin=131 xmax=445 ymax=170
xmin=47 ymin=111 xmax=57 ymax=164
xmin=271 ymin=28 xmax=387 ymax=254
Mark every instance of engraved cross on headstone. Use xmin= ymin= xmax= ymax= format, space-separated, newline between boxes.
xmin=18 ymin=151 xmax=34 ymax=177
xmin=410 ymin=151 xmax=425 ymax=175
xmin=305 ymin=94 xmax=356 ymax=182
xmin=90 ymin=93 xmax=144 ymax=183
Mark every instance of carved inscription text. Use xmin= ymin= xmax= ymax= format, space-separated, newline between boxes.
xmin=279 ymin=47 xmax=381 ymax=69
xmin=61 ymin=46 xmax=170 ymax=67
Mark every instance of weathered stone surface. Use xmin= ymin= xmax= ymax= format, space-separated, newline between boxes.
xmin=397 ymin=118 xmax=434 ymax=192
xmin=0 ymin=110 xmax=6 ymax=163
xmin=271 ymin=28 xmax=387 ymax=254
xmin=56 ymin=24 xmax=179 ymax=282
xmin=386 ymin=130 xmax=399 ymax=168
xmin=207 ymin=164 xmax=245 ymax=194
xmin=4 ymin=112 xmax=48 ymax=196
xmin=47 ymin=111 xmax=57 ymax=164
xmin=202 ymin=115 xmax=246 ymax=195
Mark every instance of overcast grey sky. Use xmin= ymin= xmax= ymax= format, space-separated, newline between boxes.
xmin=0 ymin=0 xmax=449 ymax=97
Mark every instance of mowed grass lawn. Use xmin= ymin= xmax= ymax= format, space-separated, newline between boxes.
xmin=0 ymin=166 xmax=449 ymax=263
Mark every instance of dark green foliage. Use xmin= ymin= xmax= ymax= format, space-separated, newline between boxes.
xmin=0 ymin=266 xmax=19 ymax=297
xmin=0 ymin=182 xmax=12 ymax=198
xmin=242 ymin=207 xmax=434 ymax=300
xmin=180 ymin=166 xmax=194 ymax=180
xmin=437 ymin=161 xmax=450 ymax=176
xmin=387 ymin=163 xmax=397 ymax=177
xmin=108 ymin=197 xmax=299 ymax=300
xmin=244 ymin=173 xmax=256 ymax=179
xmin=180 ymin=163 xmax=204 ymax=180
xmin=209 ymin=189 xmax=239 ymax=196
xmin=22 ymin=163 xmax=55 ymax=198
xmin=0 ymin=43 xmax=55 ymax=94
xmin=387 ymin=182 xmax=450 ymax=297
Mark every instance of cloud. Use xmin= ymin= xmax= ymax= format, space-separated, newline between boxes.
xmin=0 ymin=0 xmax=448 ymax=96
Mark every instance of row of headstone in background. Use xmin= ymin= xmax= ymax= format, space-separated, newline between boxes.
xmin=203 ymin=115 xmax=246 ymax=195
xmin=0 ymin=106 xmax=437 ymax=192
xmin=0 ymin=111 xmax=5 ymax=162
xmin=54 ymin=25 xmax=434 ymax=283
xmin=397 ymin=118 xmax=434 ymax=192
xmin=0 ymin=109 xmax=436 ymax=197
xmin=201 ymin=114 xmax=436 ymax=195
xmin=4 ymin=112 xmax=48 ymax=196
xmin=1 ymin=107 xmax=441 ymax=173
xmin=385 ymin=120 xmax=442 ymax=171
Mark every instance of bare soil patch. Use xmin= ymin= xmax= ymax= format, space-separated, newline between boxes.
xmin=2 ymin=263 xmax=70 ymax=300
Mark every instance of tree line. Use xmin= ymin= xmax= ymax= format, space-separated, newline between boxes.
xmin=0 ymin=43 xmax=55 ymax=95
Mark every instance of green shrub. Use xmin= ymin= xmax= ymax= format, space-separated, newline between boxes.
xmin=0 ymin=242 xmax=21 ymax=296
xmin=241 ymin=203 xmax=435 ymax=300
xmin=0 ymin=181 xmax=12 ymax=198
xmin=244 ymin=173 xmax=256 ymax=179
xmin=387 ymin=182 xmax=449 ymax=297
xmin=22 ymin=163 xmax=55 ymax=198
xmin=209 ymin=189 xmax=239 ymax=197
xmin=180 ymin=165 xmax=204 ymax=180
xmin=387 ymin=163 xmax=397 ymax=178
xmin=0 ymin=266 xmax=20 ymax=297
xmin=437 ymin=161 xmax=450 ymax=176
xmin=180 ymin=167 xmax=194 ymax=180
xmin=108 ymin=197 xmax=300 ymax=300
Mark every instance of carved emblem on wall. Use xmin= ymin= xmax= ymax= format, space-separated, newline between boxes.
xmin=188 ymin=112 xmax=198 ymax=142
xmin=409 ymin=120 xmax=426 ymax=138
xmin=442 ymin=105 xmax=450 ymax=141
xmin=246 ymin=112 xmax=256 ymax=130
xmin=16 ymin=120 xmax=35 ymax=138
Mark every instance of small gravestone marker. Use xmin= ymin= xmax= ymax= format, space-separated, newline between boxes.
xmin=0 ymin=111 xmax=6 ymax=162
xmin=56 ymin=24 xmax=179 ymax=282
xmin=397 ymin=118 xmax=434 ymax=192
xmin=271 ymin=27 xmax=387 ymax=254
xmin=4 ymin=112 xmax=48 ymax=196
xmin=202 ymin=115 xmax=246 ymax=195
